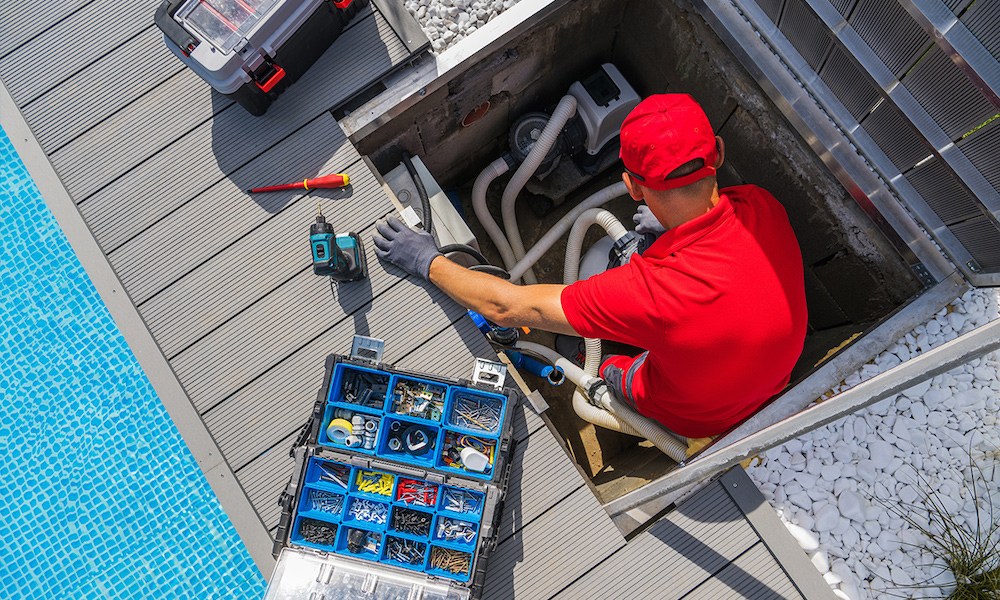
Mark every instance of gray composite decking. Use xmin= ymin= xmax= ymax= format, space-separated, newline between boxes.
xmin=0 ymin=0 xmax=834 ymax=597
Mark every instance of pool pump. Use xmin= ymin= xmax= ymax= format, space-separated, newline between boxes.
xmin=507 ymin=63 xmax=640 ymax=201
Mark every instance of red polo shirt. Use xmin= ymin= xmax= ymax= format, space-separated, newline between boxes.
xmin=560 ymin=185 xmax=807 ymax=438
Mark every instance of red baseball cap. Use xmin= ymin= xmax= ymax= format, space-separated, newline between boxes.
xmin=619 ymin=94 xmax=718 ymax=191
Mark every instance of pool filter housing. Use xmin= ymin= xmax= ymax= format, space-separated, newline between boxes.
xmin=510 ymin=63 xmax=640 ymax=202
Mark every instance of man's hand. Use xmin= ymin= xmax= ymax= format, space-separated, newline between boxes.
xmin=632 ymin=204 xmax=666 ymax=236
xmin=372 ymin=216 xmax=442 ymax=281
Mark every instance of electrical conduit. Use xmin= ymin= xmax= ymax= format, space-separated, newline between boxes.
xmin=501 ymin=95 xmax=578 ymax=284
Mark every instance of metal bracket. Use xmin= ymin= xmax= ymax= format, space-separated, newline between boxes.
xmin=472 ymin=358 xmax=507 ymax=390
xmin=526 ymin=390 xmax=549 ymax=414
xmin=351 ymin=335 xmax=385 ymax=363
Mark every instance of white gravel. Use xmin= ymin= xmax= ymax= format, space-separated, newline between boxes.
xmin=746 ymin=288 xmax=1000 ymax=600
xmin=403 ymin=0 xmax=522 ymax=53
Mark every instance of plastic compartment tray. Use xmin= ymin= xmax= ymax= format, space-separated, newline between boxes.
xmin=290 ymin=456 xmax=483 ymax=582
xmin=318 ymin=363 xmax=509 ymax=481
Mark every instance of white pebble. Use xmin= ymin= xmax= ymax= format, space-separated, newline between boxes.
xmin=815 ymin=504 xmax=841 ymax=532
xmin=785 ymin=522 xmax=820 ymax=552
xmin=838 ymin=490 xmax=866 ymax=522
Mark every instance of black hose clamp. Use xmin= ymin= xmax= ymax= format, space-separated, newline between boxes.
xmin=586 ymin=379 xmax=608 ymax=407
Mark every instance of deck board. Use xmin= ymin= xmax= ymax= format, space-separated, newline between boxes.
xmin=483 ymin=486 xmax=626 ymax=600
xmin=0 ymin=0 xmax=153 ymax=106
xmin=237 ymin=435 xmax=298 ymax=532
xmin=685 ymin=543 xmax=805 ymax=600
xmin=0 ymin=0 xmax=93 ymax=59
xmin=108 ymin=115 xmax=358 ymax=306
xmin=550 ymin=481 xmax=761 ymax=600
xmin=19 ymin=26 xmax=183 ymax=153
xmin=2 ymin=1 xmax=835 ymax=596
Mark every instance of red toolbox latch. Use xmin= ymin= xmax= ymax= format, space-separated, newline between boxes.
xmin=249 ymin=57 xmax=286 ymax=93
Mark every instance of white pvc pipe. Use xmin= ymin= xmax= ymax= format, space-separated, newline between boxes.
xmin=564 ymin=208 xmax=628 ymax=284
xmin=563 ymin=209 xmax=628 ymax=380
xmin=471 ymin=157 xmax=517 ymax=272
xmin=501 ymin=94 xmax=578 ymax=284
xmin=514 ymin=341 xmax=644 ymax=436
xmin=559 ymin=216 xmax=690 ymax=462
xmin=507 ymin=181 xmax=628 ymax=282
xmin=515 ymin=341 xmax=688 ymax=459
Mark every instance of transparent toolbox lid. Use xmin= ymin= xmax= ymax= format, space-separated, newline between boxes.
xmin=266 ymin=548 xmax=470 ymax=600
xmin=173 ymin=0 xmax=279 ymax=53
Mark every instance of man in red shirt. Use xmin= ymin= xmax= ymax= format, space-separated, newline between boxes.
xmin=374 ymin=94 xmax=807 ymax=438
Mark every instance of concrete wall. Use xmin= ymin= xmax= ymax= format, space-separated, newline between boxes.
xmin=356 ymin=0 xmax=923 ymax=338
xmin=357 ymin=0 xmax=626 ymax=186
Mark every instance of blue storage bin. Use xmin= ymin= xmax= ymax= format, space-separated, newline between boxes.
xmin=375 ymin=416 xmax=439 ymax=468
xmin=329 ymin=364 xmax=391 ymax=410
xmin=426 ymin=546 xmax=472 ymax=582
xmin=349 ymin=468 xmax=396 ymax=500
xmin=381 ymin=535 xmax=429 ymax=571
xmin=436 ymin=429 xmax=498 ymax=480
xmin=291 ymin=516 xmax=339 ymax=550
xmin=318 ymin=404 xmax=382 ymax=455
xmin=393 ymin=478 xmax=439 ymax=509
xmin=336 ymin=525 xmax=383 ymax=561
xmin=388 ymin=505 xmax=434 ymax=538
xmin=304 ymin=458 xmax=352 ymax=491
xmin=298 ymin=486 xmax=346 ymax=520
xmin=343 ymin=496 xmax=390 ymax=528
xmin=388 ymin=375 xmax=447 ymax=422
xmin=445 ymin=387 xmax=506 ymax=435
xmin=437 ymin=486 xmax=484 ymax=518
xmin=432 ymin=515 xmax=478 ymax=548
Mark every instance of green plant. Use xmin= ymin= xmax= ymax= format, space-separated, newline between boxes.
xmin=875 ymin=448 xmax=1000 ymax=600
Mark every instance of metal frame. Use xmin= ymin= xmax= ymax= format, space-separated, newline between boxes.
xmin=898 ymin=0 xmax=1000 ymax=111
xmin=605 ymin=270 xmax=965 ymax=524
xmin=801 ymin=0 xmax=1000 ymax=284
xmin=694 ymin=0 xmax=954 ymax=285
xmin=606 ymin=309 xmax=1000 ymax=518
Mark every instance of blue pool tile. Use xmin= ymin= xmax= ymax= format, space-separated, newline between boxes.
xmin=0 ymin=125 xmax=266 ymax=599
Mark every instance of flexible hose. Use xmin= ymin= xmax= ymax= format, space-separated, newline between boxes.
xmin=557 ymin=216 xmax=690 ymax=462
xmin=502 ymin=95 xmax=578 ymax=284
xmin=401 ymin=152 xmax=432 ymax=236
xmin=514 ymin=341 xmax=644 ymax=436
xmin=469 ymin=265 xmax=511 ymax=279
xmin=507 ymin=181 xmax=628 ymax=282
xmin=437 ymin=243 xmax=489 ymax=266
xmin=471 ymin=157 xmax=517 ymax=275
xmin=517 ymin=344 xmax=687 ymax=459
xmin=564 ymin=209 xmax=629 ymax=284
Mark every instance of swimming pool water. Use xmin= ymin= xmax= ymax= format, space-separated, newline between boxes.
xmin=0 ymin=126 xmax=266 ymax=598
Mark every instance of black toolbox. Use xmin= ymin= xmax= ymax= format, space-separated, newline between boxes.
xmin=267 ymin=337 xmax=519 ymax=600
xmin=155 ymin=0 xmax=366 ymax=116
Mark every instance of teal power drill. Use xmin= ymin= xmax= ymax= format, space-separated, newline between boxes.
xmin=310 ymin=203 xmax=365 ymax=281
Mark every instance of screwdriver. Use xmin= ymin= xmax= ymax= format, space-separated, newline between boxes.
xmin=248 ymin=173 xmax=349 ymax=193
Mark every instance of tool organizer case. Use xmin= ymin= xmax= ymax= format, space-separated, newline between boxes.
xmin=155 ymin=0 xmax=367 ymax=116
xmin=268 ymin=343 xmax=519 ymax=600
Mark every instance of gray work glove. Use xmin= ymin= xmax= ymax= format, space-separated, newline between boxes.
xmin=632 ymin=204 xmax=666 ymax=236
xmin=373 ymin=216 xmax=442 ymax=281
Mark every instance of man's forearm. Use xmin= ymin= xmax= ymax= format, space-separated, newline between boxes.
xmin=427 ymin=256 xmax=577 ymax=335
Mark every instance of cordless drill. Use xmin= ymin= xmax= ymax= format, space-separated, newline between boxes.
xmin=310 ymin=204 xmax=365 ymax=282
